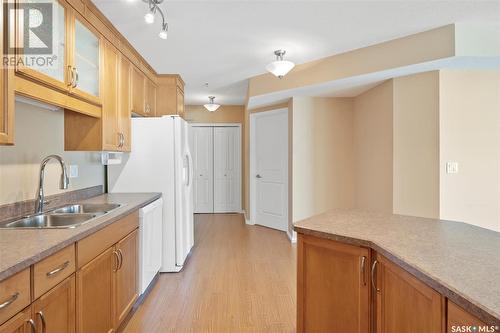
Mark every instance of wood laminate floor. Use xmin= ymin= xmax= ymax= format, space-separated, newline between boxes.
xmin=124 ymin=213 xmax=297 ymax=333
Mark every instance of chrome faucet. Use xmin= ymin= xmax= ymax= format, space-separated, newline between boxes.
xmin=34 ymin=155 xmax=70 ymax=214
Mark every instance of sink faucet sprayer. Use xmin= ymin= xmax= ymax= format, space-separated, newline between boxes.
xmin=35 ymin=155 xmax=70 ymax=214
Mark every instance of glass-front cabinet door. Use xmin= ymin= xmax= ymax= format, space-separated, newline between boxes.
xmin=69 ymin=12 xmax=101 ymax=104
xmin=13 ymin=0 xmax=70 ymax=92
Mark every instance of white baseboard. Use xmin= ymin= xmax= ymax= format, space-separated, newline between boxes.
xmin=287 ymin=230 xmax=297 ymax=243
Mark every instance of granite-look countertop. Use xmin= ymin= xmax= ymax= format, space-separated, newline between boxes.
xmin=0 ymin=193 xmax=161 ymax=281
xmin=294 ymin=209 xmax=500 ymax=325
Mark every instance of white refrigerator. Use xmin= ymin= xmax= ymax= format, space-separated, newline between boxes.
xmin=108 ymin=115 xmax=194 ymax=272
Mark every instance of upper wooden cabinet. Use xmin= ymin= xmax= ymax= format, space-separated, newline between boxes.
xmin=156 ymin=75 xmax=185 ymax=117
xmin=374 ymin=253 xmax=443 ymax=333
xmin=0 ymin=2 xmax=14 ymax=145
xmin=13 ymin=0 xmax=102 ymax=106
xmin=297 ymin=234 xmax=371 ymax=333
xmin=145 ymin=78 xmax=157 ymax=117
xmin=131 ymin=66 xmax=146 ymax=116
xmin=64 ymin=41 xmax=131 ymax=152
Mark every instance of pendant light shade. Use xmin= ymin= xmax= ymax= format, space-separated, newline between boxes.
xmin=266 ymin=50 xmax=295 ymax=78
xmin=204 ymin=96 xmax=220 ymax=112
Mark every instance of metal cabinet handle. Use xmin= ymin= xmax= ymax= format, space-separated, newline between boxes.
xmin=46 ymin=260 xmax=70 ymax=277
xmin=113 ymin=251 xmax=120 ymax=272
xmin=0 ymin=292 xmax=19 ymax=309
xmin=360 ymin=256 xmax=367 ymax=286
xmin=68 ymin=66 xmax=74 ymax=87
xmin=120 ymin=133 xmax=125 ymax=147
xmin=371 ymin=260 xmax=380 ymax=292
xmin=73 ymin=67 xmax=79 ymax=88
xmin=256 ymin=174 xmax=262 ymax=179
xmin=36 ymin=311 xmax=46 ymax=333
xmin=117 ymin=249 xmax=123 ymax=270
xmin=27 ymin=319 xmax=37 ymax=333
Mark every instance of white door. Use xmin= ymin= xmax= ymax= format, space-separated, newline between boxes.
xmin=214 ymin=127 xmax=241 ymax=212
xmin=251 ymin=109 xmax=288 ymax=232
xmin=192 ymin=127 xmax=214 ymax=213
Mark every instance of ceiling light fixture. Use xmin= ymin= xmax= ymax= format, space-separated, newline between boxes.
xmin=139 ymin=0 xmax=168 ymax=39
xmin=266 ymin=50 xmax=295 ymax=78
xmin=204 ymin=96 xmax=220 ymax=112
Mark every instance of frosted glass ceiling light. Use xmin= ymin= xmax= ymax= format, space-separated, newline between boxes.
xmin=159 ymin=23 xmax=168 ymax=39
xmin=204 ymin=96 xmax=220 ymax=112
xmin=265 ymin=50 xmax=295 ymax=78
xmin=144 ymin=10 xmax=155 ymax=24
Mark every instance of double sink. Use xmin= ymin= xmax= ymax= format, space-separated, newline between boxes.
xmin=0 ymin=203 xmax=122 ymax=229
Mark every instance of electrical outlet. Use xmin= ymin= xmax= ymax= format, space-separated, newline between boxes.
xmin=69 ymin=165 xmax=79 ymax=178
xmin=446 ymin=162 xmax=459 ymax=174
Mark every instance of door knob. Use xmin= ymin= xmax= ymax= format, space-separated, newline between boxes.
xmin=256 ymin=174 xmax=262 ymax=179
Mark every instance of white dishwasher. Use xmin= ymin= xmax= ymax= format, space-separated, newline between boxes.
xmin=138 ymin=198 xmax=163 ymax=295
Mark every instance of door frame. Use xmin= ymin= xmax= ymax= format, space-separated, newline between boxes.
xmin=250 ymin=108 xmax=289 ymax=235
xmin=190 ymin=123 xmax=243 ymax=213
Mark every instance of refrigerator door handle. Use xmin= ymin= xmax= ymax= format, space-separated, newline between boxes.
xmin=184 ymin=152 xmax=191 ymax=187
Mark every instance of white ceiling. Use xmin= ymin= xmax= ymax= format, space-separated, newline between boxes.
xmin=92 ymin=0 xmax=500 ymax=105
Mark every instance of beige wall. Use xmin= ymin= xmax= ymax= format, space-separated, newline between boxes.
xmin=292 ymin=97 xmax=355 ymax=226
xmin=439 ymin=70 xmax=500 ymax=232
xmin=353 ymin=81 xmax=394 ymax=213
xmin=0 ymin=102 xmax=104 ymax=206
xmin=393 ymin=72 xmax=440 ymax=218
xmin=185 ymin=105 xmax=244 ymax=124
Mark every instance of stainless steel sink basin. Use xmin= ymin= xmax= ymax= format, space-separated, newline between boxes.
xmin=1 ymin=213 xmax=99 ymax=229
xmin=0 ymin=203 xmax=123 ymax=229
xmin=52 ymin=203 xmax=121 ymax=214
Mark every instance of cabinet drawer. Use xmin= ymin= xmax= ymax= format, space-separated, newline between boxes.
xmin=77 ymin=211 xmax=139 ymax=268
xmin=0 ymin=268 xmax=30 ymax=325
xmin=33 ymin=245 xmax=76 ymax=300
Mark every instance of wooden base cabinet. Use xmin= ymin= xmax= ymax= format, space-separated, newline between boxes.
xmin=76 ymin=247 xmax=115 ymax=333
xmin=297 ymin=234 xmax=371 ymax=333
xmin=0 ymin=307 xmax=32 ymax=333
xmin=114 ymin=230 xmax=138 ymax=326
xmin=373 ymin=254 xmax=443 ymax=333
xmin=33 ymin=275 xmax=76 ymax=333
xmin=76 ymin=229 xmax=138 ymax=333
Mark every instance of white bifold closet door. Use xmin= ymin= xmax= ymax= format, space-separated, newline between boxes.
xmin=192 ymin=126 xmax=241 ymax=213
xmin=192 ymin=127 xmax=214 ymax=213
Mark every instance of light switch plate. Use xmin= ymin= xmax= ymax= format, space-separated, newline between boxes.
xmin=446 ymin=161 xmax=459 ymax=174
xmin=69 ymin=165 xmax=79 ymax=178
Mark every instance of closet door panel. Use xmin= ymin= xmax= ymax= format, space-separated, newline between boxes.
xmin=214 ymin=127 xmax=241 ymax=213
xmin=192 ymin=127 xmax=214 ymax=213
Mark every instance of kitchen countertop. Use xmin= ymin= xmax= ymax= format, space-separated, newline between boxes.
xmin=294 ymin=209 xmax=500 ymax=325
xmin=0 ymin=192 xmax=161 ymax=281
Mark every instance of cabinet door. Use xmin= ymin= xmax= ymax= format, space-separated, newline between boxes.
xmin=176 ymin=86 xmax=184 ymax=117
xmin=0 ymin=307 xmax=32 ymax=333
xmin=375 ymin=254 xmax=443 ymax=333
xmin=297 ymin=234 xmax=370 ymax=333
xmin=0 ymin=1 xmax=14 ymax=145
xmin=101 ymin=40 xmax=119 ymax=151
xmin=33 ymin=275 xmax=75 ymax=333
xmin=130 ymin=66 xmax=145 ymax=116
xmin=114 ymin=230 xmax=138 ymax=326
xmin=13 ymin=0 xmax=70 ymax=92
xmin=76 ymin=247 xmax=116 ymax=333
xmin=447 ymin=301 xmax=485 ymax=333
xmin=70 ymin=12 xmax=101 ymax=104
xmin=145 ymin=79 xmax=156 ymax=117
xmin=118 ymin=55 xmax=131 ymax=152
